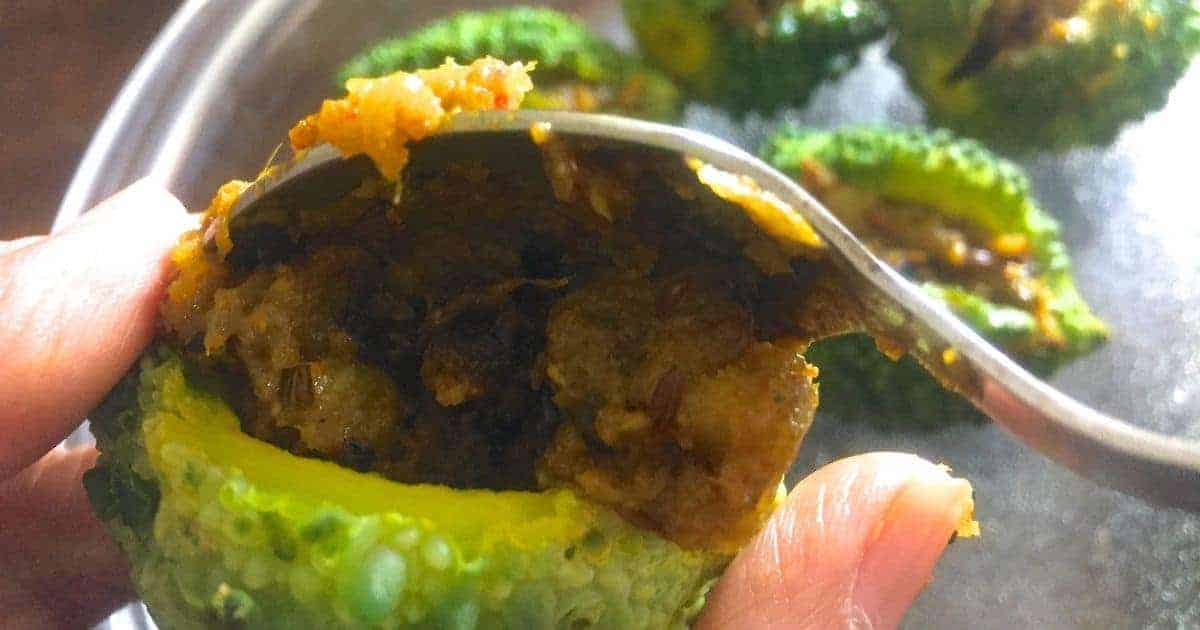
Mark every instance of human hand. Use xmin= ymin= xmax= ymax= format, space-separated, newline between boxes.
xmin=0 ymin=181 xmax=973 ymax=629
xmin=0 ymin=181 xmax=192 ymax=627
xmin=697 ymin=453 xmax=974 ymax=628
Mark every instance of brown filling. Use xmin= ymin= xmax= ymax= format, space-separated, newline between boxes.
xmin=798 ymin=160 xmax=1050 ymax=309
xmin=796 ymin=159 xmax=1068 ymax=348
xmin=163 ymin=138 xmax=828 ymax=551
xmin=948 ymin=0 xmax=1086 ymax=82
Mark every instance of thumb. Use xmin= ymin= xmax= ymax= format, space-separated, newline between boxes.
xmin=0 ymin=180 xmax=191 ymax=477
xmin=0 ymin=446 xmax=135 ymax=628
xmin=698 ymin=452 xmax=976 ymax=630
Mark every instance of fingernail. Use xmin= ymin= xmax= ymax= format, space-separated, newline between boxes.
xmin=899 ymin=475 xmax=975 ymax=536
xmin=852 ymin=474 xmax=975 ymax=628
xmin=72 ymin=178 xmax=188 ymax=230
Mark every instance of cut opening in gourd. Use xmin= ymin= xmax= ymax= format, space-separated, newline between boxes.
xmin=161 ymin=130 xmax=840 ymax=552
xmin=794 ymin=159 xmax=1060 ymax=344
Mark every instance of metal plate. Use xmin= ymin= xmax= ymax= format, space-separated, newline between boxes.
xmin=67 ymin=1 xmax=1200 ymax=627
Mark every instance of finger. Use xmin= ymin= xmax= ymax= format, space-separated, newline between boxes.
xmin=698 ymin=452 xmax=976 ymax=630
xmin=0 ymin=446 xmax=135 ymax=628
xmin=0 ymin=180 xmax=192 ymax=477
xmin=0 ymin=235 xmax=44 ymax=256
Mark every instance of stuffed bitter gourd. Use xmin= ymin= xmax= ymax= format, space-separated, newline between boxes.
xmin=622 ymin=0 xmax=889 ymax=114
xmin=338 ymin=7 xmax=683 ymax=121
xmin=764 ymin=126 xmax=1108 ymax=427
xmin=87 ymin=58 xmax=844 ymax=628
xmin=885 ymin=0 xmax=1200 ymax=151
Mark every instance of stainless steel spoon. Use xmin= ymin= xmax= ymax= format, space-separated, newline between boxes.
xmin=230 ymin=109 xmax=1200 ymax=512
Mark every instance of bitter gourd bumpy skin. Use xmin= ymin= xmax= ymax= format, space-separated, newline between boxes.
xmin=87 ymin=354 xmax=723 ymax=629
xmin=622 ymin=0 xmax=888 ymax=115
xmin=338 ymin=7 xmax=683 ymax=121
xmin=764 ymin=126 xmax=1108 ymax=427
xmin=885 ymin=0 xmax=1200 ymax=152
xmin=86 ymin=58 xmax=860 ymax=628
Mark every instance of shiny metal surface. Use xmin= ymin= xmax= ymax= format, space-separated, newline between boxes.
xmin=72 ymin=0 xmax=1200 ymax=628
